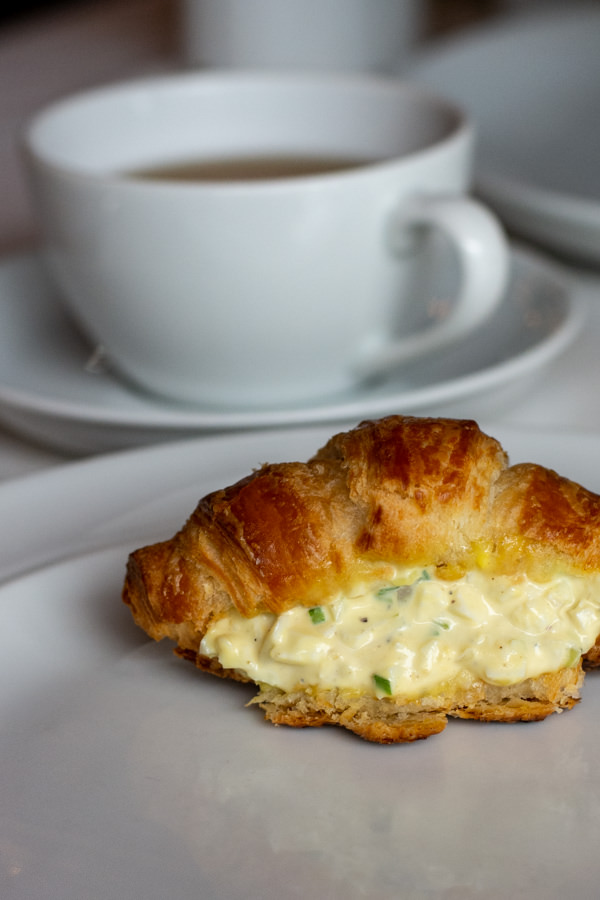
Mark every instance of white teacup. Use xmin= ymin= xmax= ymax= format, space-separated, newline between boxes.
xmin=24 ymin=72 xmax=509 ymax=408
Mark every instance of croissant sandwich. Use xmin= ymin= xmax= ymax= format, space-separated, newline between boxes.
xmin=123 ymin=415 xmax=600 ymax=743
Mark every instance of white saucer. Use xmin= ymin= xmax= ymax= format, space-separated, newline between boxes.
xmin=408 ymin=4 xmax=600 ymax=265
xmin=0 ymin=246 xmax=583 ymax=454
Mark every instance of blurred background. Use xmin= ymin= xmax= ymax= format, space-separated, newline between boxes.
xmin=2 ymin=0 xmax=600 ymax=451
xmin=0 ymin=0 xmax=547 ymax=36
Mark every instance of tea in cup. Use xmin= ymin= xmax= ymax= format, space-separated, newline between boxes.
xmin=24 ymin=72 xmax=509 ymax=408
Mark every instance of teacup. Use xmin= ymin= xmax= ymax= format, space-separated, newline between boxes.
xmin=23 ymin=72 xmax=509 ymax=408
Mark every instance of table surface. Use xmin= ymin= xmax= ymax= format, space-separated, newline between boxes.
xmin=1 ymin=0 xmax=600 ymax=485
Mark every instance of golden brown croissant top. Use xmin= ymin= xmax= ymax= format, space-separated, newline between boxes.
xmin=123 ymin=415 xmax=600 ymax=653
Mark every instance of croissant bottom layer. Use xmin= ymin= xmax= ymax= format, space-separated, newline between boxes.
xmin=251 ymin=667 xmax=584 ymax=743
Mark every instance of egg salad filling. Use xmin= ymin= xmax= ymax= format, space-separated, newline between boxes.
xmin=199 ymin=566 xmax=600 ymax=699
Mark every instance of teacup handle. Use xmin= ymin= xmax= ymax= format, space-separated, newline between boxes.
xmin=354 ymin=194 xmax=509 ymax=378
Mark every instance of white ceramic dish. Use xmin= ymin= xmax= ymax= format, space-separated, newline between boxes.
xmin=0 ymin=246 xmax=584 ymax=454
xmin=408 ymin=4 xmax=600 ymax=265
xmin=3 ymin=423 xmax=600 ymax=899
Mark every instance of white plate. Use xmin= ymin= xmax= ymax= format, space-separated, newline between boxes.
xmin=0 ymin=246 xmax=584 ymax=454
xmin=3 ymin=423 xmax=600 ymax=899
xmin=408 ymin=4 xmax=600 ymax=265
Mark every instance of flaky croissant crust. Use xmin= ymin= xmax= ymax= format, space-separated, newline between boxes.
xmin=123 ymin=415 xmax=600 ymax=652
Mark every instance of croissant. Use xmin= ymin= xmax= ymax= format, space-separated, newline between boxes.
xmin=122 ymin=416 xmax=600 ymax=743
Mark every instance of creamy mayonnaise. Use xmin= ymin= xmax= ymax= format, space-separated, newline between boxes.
xmin=199 ymin=567 xmax=600 ymax=699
